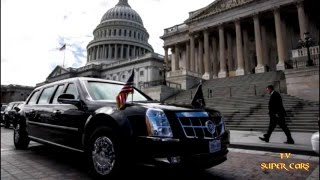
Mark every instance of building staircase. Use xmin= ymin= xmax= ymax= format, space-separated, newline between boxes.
xmin=165 ymin=71 xmax=319 ymax=132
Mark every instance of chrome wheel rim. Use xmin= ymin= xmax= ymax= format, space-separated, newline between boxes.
xmin=14 ymin=124 xmax=20 ymax=143
xmin=92 ymin=136 xmax=115 ymax=175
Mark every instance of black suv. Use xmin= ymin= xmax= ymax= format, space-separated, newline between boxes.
xmin=3 ymin=101 xmax=24 ymax=128
xmin=15 ymin=77 xmax=229 ymax=178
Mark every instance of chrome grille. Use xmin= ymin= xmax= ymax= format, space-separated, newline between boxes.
xmin=176 ymin=112 xmax=225 ymax=139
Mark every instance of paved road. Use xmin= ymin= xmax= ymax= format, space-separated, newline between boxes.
xmin=1 ymin=126 xmax=319 ymax=180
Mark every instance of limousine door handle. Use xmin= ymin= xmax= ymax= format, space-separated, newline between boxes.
xmin=53 ymin=110 xmax=62 ymax=115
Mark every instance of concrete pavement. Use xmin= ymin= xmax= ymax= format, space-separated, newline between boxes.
xmin=229 ymin=130 xmax=319 ymax=156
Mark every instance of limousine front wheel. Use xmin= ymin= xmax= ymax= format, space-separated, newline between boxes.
xmin=87 ymin=127 xmax=121 ymax=178
xmin=14 ymin=123 xmax=30 ymax=149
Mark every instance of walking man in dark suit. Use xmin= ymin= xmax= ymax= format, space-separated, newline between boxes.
xmin=259 ymin=85 xmax=295 ymax=144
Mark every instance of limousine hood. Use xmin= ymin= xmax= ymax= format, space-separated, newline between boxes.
xmin=135 ymin=102 xmax=208 ymax=112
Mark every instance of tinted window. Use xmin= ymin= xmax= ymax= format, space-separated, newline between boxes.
xmin=1 ymin=105 xmax=7 ymax=111
xmin=86 ymin=81 xmax=149 ymax=101
xmin=65 ymin=83 xmax=78 ymax=99
xmin=38 ymin=86 xmax=55 ymax=104
xmin=28 ymin=91 xmax=41 ymax=105
xmin=52 ymin=85 xmax=65 ymax=104
xmin=5 ymin=103 xmax=14 ymax=111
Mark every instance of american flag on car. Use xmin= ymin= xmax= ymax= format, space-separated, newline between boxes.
xmin=116 ymin=70 xmax=134 ymax=110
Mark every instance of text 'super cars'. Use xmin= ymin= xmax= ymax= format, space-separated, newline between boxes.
xmin=15 ymin=77 xmax=229 ymax=178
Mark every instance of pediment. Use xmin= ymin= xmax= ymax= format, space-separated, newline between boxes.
xmin=47 ymin=65 xmax=69 ymax=79
xmin=186 ymin=0 xmax=254 ymax=23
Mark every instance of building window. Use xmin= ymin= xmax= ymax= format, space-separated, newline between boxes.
xmin=140 ymin=71 xmax=144 ymax=76
xmin=119 ymin=29 xmax=121 ymax=36
xmin=124 ymin=30 xmax=127 ymax=36
xmin=122 ymin=74 xmax=126 ymax=79
xmin=109 ymin=29 xmax=111 ymax=36
xmin=113 ymin=76 xmax=117 ymax=80
xmin=134 ymin=31 xmax=136 ymax=38
xmin=129 ymin=31 xmax=131 ymax=37
xmin=113 ymin=29 xmax=116 ymax=36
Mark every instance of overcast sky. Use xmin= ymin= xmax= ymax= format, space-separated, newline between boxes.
xmin=1 ymin=0 xmax=213 ymax=86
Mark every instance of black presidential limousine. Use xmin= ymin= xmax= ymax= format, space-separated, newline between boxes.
xmin=14 ymin=77 xmax=229 ymax=178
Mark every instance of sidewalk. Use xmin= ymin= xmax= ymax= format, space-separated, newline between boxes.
xmin=229 ymin=130 xmax=319 ymax=156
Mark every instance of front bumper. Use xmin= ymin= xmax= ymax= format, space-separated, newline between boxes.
xmin=134 ymin=130 xmax=230 ymax=167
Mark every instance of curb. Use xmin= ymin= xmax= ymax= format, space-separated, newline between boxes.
xmin=229 ymin=143 xmax=319 ymax=157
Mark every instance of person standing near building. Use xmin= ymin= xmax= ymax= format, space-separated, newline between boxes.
xmin=259 ymin=85 xmax=295 ymax=144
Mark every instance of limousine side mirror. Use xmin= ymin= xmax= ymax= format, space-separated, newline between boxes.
xmin=14 ymin=107 xmax=20 ymax=112
xmin=57 ymin=94 xmax=81 ymax=107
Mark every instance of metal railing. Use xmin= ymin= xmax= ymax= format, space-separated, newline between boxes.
xmin=291 ymin=45 xmax=319 ymax=68
xmin=189 ymin=81 xmax=282 ymax=99
xmin=140 ymin=80 xmax=181 ymax=89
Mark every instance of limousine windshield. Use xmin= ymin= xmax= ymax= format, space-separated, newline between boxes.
xmin=86 ymin=81 xmax=149 ymax=102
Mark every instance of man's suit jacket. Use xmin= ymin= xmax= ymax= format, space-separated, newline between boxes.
xmin=268 ymin=91 xmax=286 ymax=117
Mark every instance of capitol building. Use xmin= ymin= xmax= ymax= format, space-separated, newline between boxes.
xmin=39 ymin=0 xmax=165 ymax=89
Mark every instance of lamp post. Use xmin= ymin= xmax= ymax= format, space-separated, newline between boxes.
xmin=299 ymin=32 xmax=314 ymax=66
xmin=159 ymin=65 xmax=170 ymax=86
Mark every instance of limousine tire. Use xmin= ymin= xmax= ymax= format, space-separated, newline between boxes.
xmin=87 ymin=127 xmax=122 ymax=179
xmin=14 ymin=123 xmax=30 ymax=149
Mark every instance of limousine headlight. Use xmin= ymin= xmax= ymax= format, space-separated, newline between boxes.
xmin=145 ymin=108 xmax=172 ymax=137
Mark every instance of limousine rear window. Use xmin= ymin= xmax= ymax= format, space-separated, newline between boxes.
xmin=86 ymin=81 xmax=148 ymax=101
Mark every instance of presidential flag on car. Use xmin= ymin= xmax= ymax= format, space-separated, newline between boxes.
xmin=116 ymin=70 xmax=134 ymax=110
xmin=191 ymin=81 xmax=206 ymax=109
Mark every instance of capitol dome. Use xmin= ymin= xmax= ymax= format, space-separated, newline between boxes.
xmin=100 ymin=0 xmax=143 ymax=25
xmin=87 ymin=0 xmax=153 ymax=65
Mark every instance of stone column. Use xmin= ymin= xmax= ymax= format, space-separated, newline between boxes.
xmin=104 ymin=45 xmax=107 ymax=59
xmin=190 ymin=35 xmax=195 ymax=72
xmin=218 ymin=26 xmax=227 ymax=78
xmin=115 ymin=44 xmax=118 ymax=59
xmin=171 ymin=48 xmax=175 ymax=71
xmin=243 ymin=29 xmax=250 ymax=74
xmin=261 ymin=25 xmax=269 ymax=66
xmin=133 ymin=46 xmax=136 ymax=57
xmin=164 ymin=46 xmax=169 ymax=67
xmin=97 ymin=46 xmax=100 ymax=60
xmin=87 ymin=49 xmax=89 ymax=62
xmin=274 ymin=8 xmax=285 ymax=70
xmin=121 ymin=44 xmax=125 ymax=59
xmin=296 ymin=1 xmax=307 ymax=40
xmin=227 ymin=32 xmax=233 ymax=73
xmin=127 ymin=45 xmax=130 ymax=59
xmin=203 ymin=30 xmax=210 ymax=79
xmin=282 ymin=19 xmax=288 ymax=62
xmin=108 ymin=45 xmax=112 ymax=59
xmin=174 ymin=45 xmax=180 ymax=71
xmin=212 ymin=36 xmax=218 ymax=78
xmin=253 ymin=15 xmax=265 ymax=73
xmin=235 ymin=20 xmax=245 ymax=76
xmin=198 ymin=38 xmax=204 ymax=75
xmin=186 ymin=43 xmax=190 ymax=71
